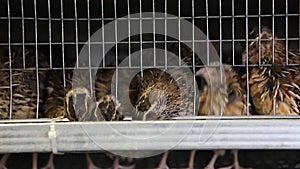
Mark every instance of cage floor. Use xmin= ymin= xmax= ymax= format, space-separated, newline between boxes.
xmin=2 ymin=150 xmax=300 ymax=169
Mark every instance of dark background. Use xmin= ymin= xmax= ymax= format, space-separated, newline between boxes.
xmin=0 ymin=0 xmax=298 ymax=67
xmin=3 ymin=150 xmax=300 ymax=169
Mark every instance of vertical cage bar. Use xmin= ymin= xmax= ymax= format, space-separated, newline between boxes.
xmin=34 ymin=0 xmax=40 ymax=118
xmin=205 ymin=0 xmax=209 ymax=65
xmin=48 ymin=0 xmax=52 ymax=69
xmin=74 ymin=0 xmax=79 ymax=68
xmin=258 ymin=0 xmax=261 ymax=66
xmin=153 ymin=0 xmax=156 ymax=67
xmin=285 ymin=0 xmax=288 ymax=65
xmin=272 ymin=0 xmax=276 ymax=116
xmin=61 ymin=0 xmax=66 ymax=87
xmin=127 ymin=0 xmax=131 ymax=67
xmin=191 ymin=0 xmax=197 ymax=116
xmin=140 ymin=0 xmax=143 ymax=77
xmin=219 ymin=0 xmax=222 ymax=65
xmin=231 ymin=0 xmax=234 ymax=66
xmin=218 ymin=0 xmax=224 ymax=116
xmin=191 ymin=0 xmax=195 ymax=71
xmin=271 ymin=0 xmax=275 ymax=65
xmin=87 ymin=0 xmax=93 ymax=96
xmin=7 ymin=0 xmax=12 ymax=119
xmin=245 ymin=0 xmax=250 ymax=116
xmin=219 ymin=0 xmax=223 ymax=81
xmin=177 ymin=0 xmax=181 ymax=66
xmin=164 ymin=0 xmax=167 ymax=70
xmin=114 ymin=0 xmax=119 ymax=98
xmin=101 ymin=0 xmax=105 ymax=67
xmin=21 ymin=0 xmax=25 ymax=69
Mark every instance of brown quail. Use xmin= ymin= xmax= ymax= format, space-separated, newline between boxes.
xmin=242 ymin=27 xmax=300 ymax=115
xmin=129 ymin=48 xmax=195 ymax=168
xmin=196 ymin=62 xmax=251 ymax=169
xmin=43 ymin=68 xmax=126 ymax=169
xmin=0 ymin=46 xmax=48 ymax=169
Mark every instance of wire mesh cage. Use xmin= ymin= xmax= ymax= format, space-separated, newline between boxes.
xmin=0 ymin=0 xmax=299 ymax=154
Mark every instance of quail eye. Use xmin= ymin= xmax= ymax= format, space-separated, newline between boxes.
xmin=252 ymin=43 xmax=257 ymax=49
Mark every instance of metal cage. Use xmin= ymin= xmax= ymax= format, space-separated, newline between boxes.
xmin=0 ymin=0 xmax=299 ymax=153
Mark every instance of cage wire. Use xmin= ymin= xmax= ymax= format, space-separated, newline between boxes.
xmin=0 ymin=0 xmax=299 ymax=152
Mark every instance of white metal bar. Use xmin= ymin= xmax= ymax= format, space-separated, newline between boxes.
xmin=0 ymin=38 xmax=296 ymax=45
xmin=2 ymin=14 xmax=300 ymax=21
xmin=2 ymin=120 xmax=300 ymax=153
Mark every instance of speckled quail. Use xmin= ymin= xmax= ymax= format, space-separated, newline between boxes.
xmin=196 ymin=62 xmax=250 ymax=169
xmin=242 ymin=26 xmax=300 ymax=115
xmin=43 ymin=67 xmax=127 ymax=169
xmin=0 ymin=46 xmax=48 ymax=169
xmin=128 ymin=47 xmax=196 ymax=168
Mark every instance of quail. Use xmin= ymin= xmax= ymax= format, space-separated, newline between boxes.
xmin=43 ymin=67 xmax=128 ymax=169
xmin=0 ymin=46 xmax=48 ymax=169
xmin=196 ymin=62 xmax=251 ymax=169
xmin=130 ymin=53 xmax=195 ymax=169
xmin=242 ymin=27 xmax=300 ymax=115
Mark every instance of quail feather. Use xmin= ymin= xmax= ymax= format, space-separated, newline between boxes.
xmin=0 ymin=46 xmax=49 ymax=169
xmin=242 ymin=26 xmax=300 ymax=116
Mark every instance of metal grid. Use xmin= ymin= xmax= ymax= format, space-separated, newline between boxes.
xmin=0 ymin=0 xmax=299 ymax=152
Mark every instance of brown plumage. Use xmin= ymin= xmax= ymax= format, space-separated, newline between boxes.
xmin=0 ymin=63 xmax=39 ymax=119
xmin=0 ymin=46 xmax=48 ymax=169
xmin=197 ymin=63 xmax=248 ymax=116
xmin=196 ymin=62 xmax=250 ymax=169
xmin=95 ymin=69 xmax=125 ymax=121
xmin=130 ymin=61 xmax=195 ymax=168
xmin=0 ymin=46 xmax=47 ymax=119
xmin=129 ymin=44 xmax=197 ymax=120
xmin=43 ymin=68 xmax=125 ymax=169
xmin=131 ymin=68 xmax=194 ymax=120
xmin=242 ymin=27 xmax=300 ymax=115
xmin=44 ymin=69 xmax=123 ymax=121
